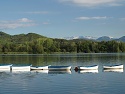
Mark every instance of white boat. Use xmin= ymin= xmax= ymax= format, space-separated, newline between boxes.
xmin=0 ymin=64 xmax=12 ymax=71
xmin=103 ymin=64 xmax=123 ymax=69
xmin=31 ymin=65 xmax=49 ymax=70
xmin=75 ymin=65 xmax=98 ymax=70
xmin=48 ymin=66 xmax=71 ymax=71
xmin=12 ymin=65 xmax=31 ymax=71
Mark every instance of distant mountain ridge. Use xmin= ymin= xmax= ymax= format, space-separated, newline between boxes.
xmin=0 ymin=31 xmax=125 ymax=43
xmin=63 ymin=36 xmax=125 ymax=42
xmin=63 ymin=36 xmax=97 ymax=40
xmin=96 ymin=36 xmax=115 ymax=41
xmin=117 ymin=36 xmax=125 ymax=42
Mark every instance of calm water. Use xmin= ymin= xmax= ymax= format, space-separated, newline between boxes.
xmin=0 ymin=53 xmax=125 ymax=94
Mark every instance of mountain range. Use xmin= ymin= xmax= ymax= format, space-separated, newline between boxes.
xmin=63 ymin=36 xmax=125 ymax=42
xmin=0 ymin=31 xmax=125 ymax=42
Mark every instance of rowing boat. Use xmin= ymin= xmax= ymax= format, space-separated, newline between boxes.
xmin=103 ymin=64 xmax=123 ymax=69
xmin=75 ymin=65 xmax=98 ymax=71
xmin=12 ymin=64 xmax=31 ymax=71
xmin=0 ymin=64 xmax=12 ymax=70
xmin=31 ymin=65 xmax=49 ymax=70
xmin=48 ymin=66 xmax=71 ymax=71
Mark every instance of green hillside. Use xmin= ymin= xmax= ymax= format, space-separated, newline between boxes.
xmin=0 ymin=32 xmax=11 ymax=43
xmin=0 ymin=31 xmax=46 ymax=44
xmin=0 ymin=31 xmax=125 ymax=54
xmin=11 ymin=33 xmax=46 ymax=43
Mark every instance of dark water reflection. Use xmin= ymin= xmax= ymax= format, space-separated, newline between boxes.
xmin=1 ymin=53 xmax=125 ymax=66
xmin=0 ymin=53 xmax=125 ymax=94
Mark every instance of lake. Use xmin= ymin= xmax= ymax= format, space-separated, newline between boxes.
xmin=0 ymin=53 xmax=125 ymax=94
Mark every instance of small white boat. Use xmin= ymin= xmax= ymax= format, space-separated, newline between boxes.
xmin=31 ymin=66 xmax=49 ymax=70
xmin=75 ymin=65 xmax=98 ymax=70
xmin=48 ymin=66 xmax=71 ymax=71
xmin=103 ymin=64 xmax=123 ymax=69
xmin=12 ymin=65 xmax=31 ymax=71
xmin=0 ymin=64 xmax=12 ymax=71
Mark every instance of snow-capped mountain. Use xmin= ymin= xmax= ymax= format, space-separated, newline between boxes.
xmin=63 ymin=36 xmax=97 ymax=40
xmin=63 ymin=36 xmax=79 ymax=40
xmin=63 ymin=36 xmax=125 ymax=42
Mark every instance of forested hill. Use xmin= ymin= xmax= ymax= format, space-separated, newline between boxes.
xmin=0 ymin=31 xmax=125 ymax=54
xmin=0 ymin=31 xmax=46 ymax=43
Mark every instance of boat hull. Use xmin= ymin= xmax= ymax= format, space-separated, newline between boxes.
xmin=75 ymin=65 xmax=98 ymax=70
xmin=48 ymin=66 xmax=71 ymax=71
xmin=0 ymin=64 xmax=12 ymax=71
xmin=12 ymin=66 xmax=31 ymax=71
xmin=103 ymin=64 xmax=123 ymax=69
xmin=31 ymin=66 xmax=48 ymax=70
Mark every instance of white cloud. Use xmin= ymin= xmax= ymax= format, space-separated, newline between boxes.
xmin=18 ymin=18 xmax=32 ymax=23
xmin=59 ymin=0 xmax=123 ymax=7
xmin=76 ymin=17 xmax=90 ymax=20
xmin=76 ymin=16 xmax=107 ymax=20
xmin=0 ymin=18 xmax=36 ymax=30
xmin=23 ymin=11 xmax=49 ymax=14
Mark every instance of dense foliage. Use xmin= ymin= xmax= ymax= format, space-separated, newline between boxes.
xmin=0 ymin=32 xmax=125 ymax=54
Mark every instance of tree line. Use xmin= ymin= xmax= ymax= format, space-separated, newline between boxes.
xmin=0 ymin=37 xmax=125 ymax=54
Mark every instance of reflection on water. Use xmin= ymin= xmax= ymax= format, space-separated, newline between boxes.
xmin=31 ymin=70 xmax=49 ymax=74
xmin=31 ymin=70 xmax=72 ymax=74
xmin=0 ymin=71 xmax=11 ymax=79
xmin=103 ymin=69 xmax=124 ymax=73
xmin=77 ymin=69 xmax=99 ymax=73
xmin=0 ymin=70 xmax=10 ymax=72
xmin=0 ymin=53 xmax=125 ymax=66
xmin=0 ymin=53 xmax=125 ymax=94
xmin=30 ymin=70 xmax=71 ymax=74
xmin=48 ymin=70 xmax=72 ymax=74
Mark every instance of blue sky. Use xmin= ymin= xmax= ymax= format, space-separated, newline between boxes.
xmin=0 ymin=0 xmax=125 ymax=38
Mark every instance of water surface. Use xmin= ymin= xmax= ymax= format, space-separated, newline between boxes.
xmin=0 ymin=53 xmax=125 ymax=94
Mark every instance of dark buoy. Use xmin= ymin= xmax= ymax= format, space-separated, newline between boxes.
xmin=74 ymin=66 xmax=78 ymax=72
